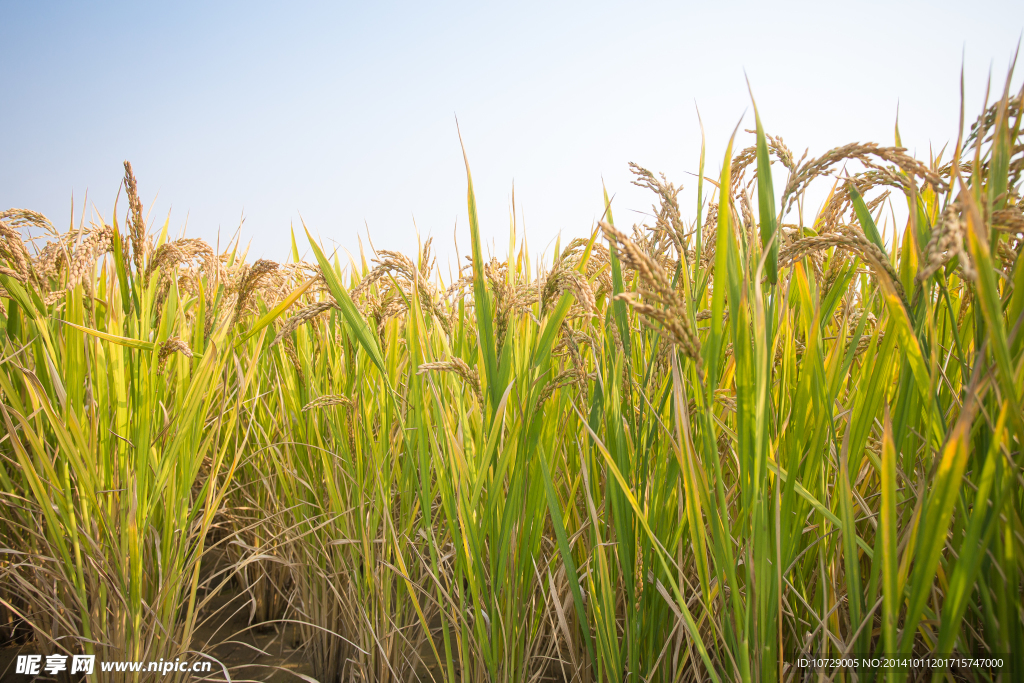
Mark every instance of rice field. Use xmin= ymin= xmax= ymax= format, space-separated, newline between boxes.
xmin=1 ymin=71 xmax=1023 ymax=683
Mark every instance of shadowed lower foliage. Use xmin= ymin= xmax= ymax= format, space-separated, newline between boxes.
xmin=1 ymin=71 xmax=1024 ymax=682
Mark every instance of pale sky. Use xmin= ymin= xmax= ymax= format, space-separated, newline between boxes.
xmin=1 ymin=1 xmax=1021 ymax=271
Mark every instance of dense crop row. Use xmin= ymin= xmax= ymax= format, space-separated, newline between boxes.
xmin=1 ymin=74 xmax=1023 ymax=682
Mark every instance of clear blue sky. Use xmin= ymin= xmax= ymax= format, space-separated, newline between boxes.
xmin=1 ymin=1 xmax=1021 ymax=269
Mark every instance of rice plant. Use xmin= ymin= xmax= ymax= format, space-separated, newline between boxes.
xmin=1 ymin=68 xmax=1022 ymax=683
